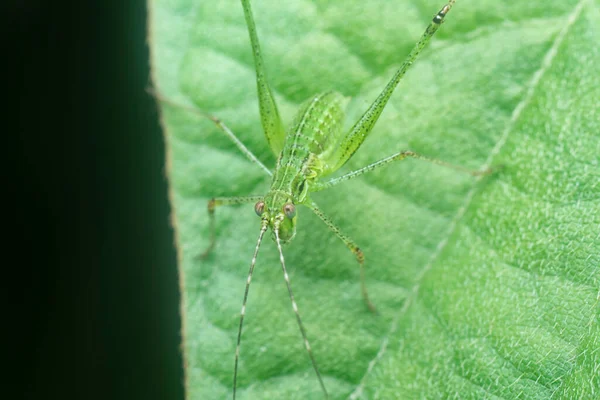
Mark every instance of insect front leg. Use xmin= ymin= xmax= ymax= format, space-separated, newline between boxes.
xmin=201 ymin=196 xmax=264 ymax=258
xmin=312 ymin=151 xmax=492 ymax=192
xmin=305 ymin=201 xmax=377 ymax=314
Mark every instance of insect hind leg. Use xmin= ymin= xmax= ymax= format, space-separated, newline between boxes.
xmin=322 ymin=1 xmax=457 ymax=174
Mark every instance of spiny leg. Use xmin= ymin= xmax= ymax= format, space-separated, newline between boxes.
xmin=312 ymin=150 xmax=491 ymax=192
xmin=201 ymin=196 xmax=264 ymax=258
xmin=274 ymin=219 xmax=328 ymax=399
xmin=305 ymin=201 xmax=377 ymax=314
xmin=323 ymin=1 xmax=456 ymax=173
xmin=233 ymin=220 xmax=268 ymax=400
xmin=148 ymin=89 xmax=272 ymax=176
xmin=241 ymin=0 xmax=286 ymax=155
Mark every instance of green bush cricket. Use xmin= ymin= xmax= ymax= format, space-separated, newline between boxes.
xmin=155 ymin=0 xmax=493 ymax=398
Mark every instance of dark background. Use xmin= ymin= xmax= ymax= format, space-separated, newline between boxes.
xmin=8 ymin=1 xmax=184 ymax=399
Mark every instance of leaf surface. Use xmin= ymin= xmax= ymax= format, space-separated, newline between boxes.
xmin=148 ymin=0 xmax=600 ymax=398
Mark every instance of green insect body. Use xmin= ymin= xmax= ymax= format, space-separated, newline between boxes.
xmin=263 ymin=91 xmax=344 ymax=242
xmin=161 ymin=0 xmax=490 ymax=398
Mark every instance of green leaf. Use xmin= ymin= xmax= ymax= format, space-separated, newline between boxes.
xmin=148 ymin=0 xmax=599 ymax=398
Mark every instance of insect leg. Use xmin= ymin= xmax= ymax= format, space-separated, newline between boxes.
xmin=312 ymin=150 xmax=491 ymax=192
xmin=201 ymin=196 xmax=264 ymax=258
xmin=305 ymin=201 xmax=377 ymax=314
xmin=323 ymin=1 xmax=456 ymax=173
xmin=148 ymin=89 xmax=272 ymax=176
xmin=241 ymin=0 xmax=286 ymax=155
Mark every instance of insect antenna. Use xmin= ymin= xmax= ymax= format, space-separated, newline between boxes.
xmin=274 ymin=220 xmax=328 ymax=399
xmin=233 ymin=220 xmax=268 ymax=400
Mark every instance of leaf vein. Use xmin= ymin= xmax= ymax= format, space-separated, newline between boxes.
xmin=347 ymin=0 xmax=589 ymax=397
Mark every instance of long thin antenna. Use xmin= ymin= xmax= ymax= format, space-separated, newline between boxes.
xmin=274 ymin=219 xmax=328 ymax=398
xmin=233 ymin=221 xmax=268 ymax=400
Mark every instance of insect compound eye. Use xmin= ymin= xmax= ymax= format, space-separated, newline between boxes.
xmin=254 ymin=201 xmax=265 ymax=217
xmin=283 ymin=203 xmax=296 ymax=219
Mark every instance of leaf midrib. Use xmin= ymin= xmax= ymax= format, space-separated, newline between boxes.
xmin=347 ymin=1 xmax=589 ymax=397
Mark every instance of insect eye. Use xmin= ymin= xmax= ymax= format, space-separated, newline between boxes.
xmin=254 ymin=201 xmax=265 ymax=216
xmin=283 ymin=203 xmax=296 ymax=219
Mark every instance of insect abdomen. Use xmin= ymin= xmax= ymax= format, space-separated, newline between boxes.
xmin=288 ymin=91 xmax=345 ymax=155
xmin=280 ymin=91 xmax=345 ymax=165
xmin=269 ymin=92 xmax=346 ymax=196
